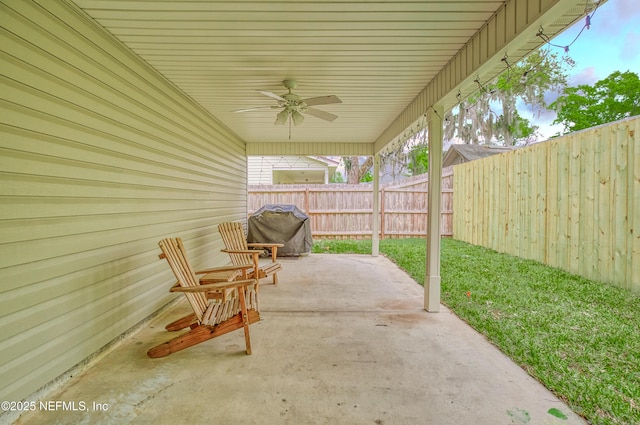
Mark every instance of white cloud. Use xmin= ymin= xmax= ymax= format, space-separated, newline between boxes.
xmin=593 ymin=0 xmax=640 ymax=36
xmin=568 ymin=66 xmax=599 ymax=86
xmin=621 ymin=32 xmax=640 ymax=63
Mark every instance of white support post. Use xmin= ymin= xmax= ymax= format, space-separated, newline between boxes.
xmin=425 ymin=105 xmax=443 ymax=312
xmin=372 ymin=154 xmax=380 ymax=257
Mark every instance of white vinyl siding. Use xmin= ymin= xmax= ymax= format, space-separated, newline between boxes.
xmin=0 ymin=0 xmax=247 ymax=403
xmin=247 ymin=156 xmax=275 ymax=185
xmin=247 ymin=156 xmax=332 ymax=185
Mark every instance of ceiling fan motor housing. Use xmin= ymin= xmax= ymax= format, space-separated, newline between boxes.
xmin=283 ymin=79 xmax=298 ymax=90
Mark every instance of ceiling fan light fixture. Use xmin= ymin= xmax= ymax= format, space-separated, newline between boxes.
xmin=292 ymin=110 xmax=305 ymax=126
xmin=275 ymin=109 xmax=288 ymax=125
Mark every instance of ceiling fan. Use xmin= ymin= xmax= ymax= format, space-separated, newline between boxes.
xmin=234 ymin=80 xmax=342 ymax=138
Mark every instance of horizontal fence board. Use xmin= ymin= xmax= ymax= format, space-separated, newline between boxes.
xmin=249 ymin=168 xmax=453 ymax=239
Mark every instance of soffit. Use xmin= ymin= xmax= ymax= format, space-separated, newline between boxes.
xmin=72 ymin=0 xmax=591 ymax=148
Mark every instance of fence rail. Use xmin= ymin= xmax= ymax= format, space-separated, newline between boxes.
xmin=248 ymin=167 xmax=453 ymax=239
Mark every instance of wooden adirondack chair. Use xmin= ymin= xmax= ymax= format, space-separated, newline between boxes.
xmin=218 ymin=221 xmax=283 ymax=285
xmin=147 ymin=237 xmax=260 ymax=358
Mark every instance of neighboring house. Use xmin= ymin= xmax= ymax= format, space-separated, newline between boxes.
xmin=442 ymin=144 xmax=514 ymax=168
xmin=248 ymin=156 xmax=340 ymax=184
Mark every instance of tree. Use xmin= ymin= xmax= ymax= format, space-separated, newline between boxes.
xmin=445 ymin=50 xmax=571 ymax=145
xmin=377 ymin=127 xmax=430 ymax=182
xmin=360 ymin=170 xmax=373 ymax=182
xmin=342 ymin=156 xmax=374 ymax=184
xmin=495 ymin=111 xmax=541 ymax=145
xmin=341 ymin=130 xmax=430 ymax=185
xmin=329 ymin=171 xmax=345 ymax=183
xmin=550 ymin=71 xmax=640 ymax=134
xmin=406 ymin=143 xmax=429 ymax=175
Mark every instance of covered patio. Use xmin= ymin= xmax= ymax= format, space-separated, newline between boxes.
xmin=1 ymin=1 xmax=597 ymax=422
xmin=15 ymin=255 xmax=585 ymax=424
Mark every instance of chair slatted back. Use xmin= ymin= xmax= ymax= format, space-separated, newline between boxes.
xmin=218 ymin=222 xmax=253 ymax=267
xmin=158 ymin=238 xmax=208 ymax=322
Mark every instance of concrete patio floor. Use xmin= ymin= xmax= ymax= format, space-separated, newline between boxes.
xmin=14 ymin=254 xmax=586 ymax=425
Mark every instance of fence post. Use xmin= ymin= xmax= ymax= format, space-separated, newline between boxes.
xmin=304 ymin=187 xmax=310 ymax=215
xmin=380 ymin=188 xmax=385 ymax=239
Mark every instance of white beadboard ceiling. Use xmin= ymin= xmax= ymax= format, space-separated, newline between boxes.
xmin=71 ymin=0 xmax=592 ymax=149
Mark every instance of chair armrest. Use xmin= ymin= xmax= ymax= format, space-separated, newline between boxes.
xmin=170 ymin=279 xmax=257 ymax=293
xmin=222 ymin=249 xmax=263 ymax=255
xmin=195 ymin=263 xmax=255 ymax=274
xmin=221 ymin=249 xmax=261 ymax=270
xmin=247 ymin=243 xmax=283 ymax=261
xmin=247 ymin=243 xmax=285 ymax=248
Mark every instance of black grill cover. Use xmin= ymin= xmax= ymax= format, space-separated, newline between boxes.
xmin=247 ymin=204 xmax=312 ymax=256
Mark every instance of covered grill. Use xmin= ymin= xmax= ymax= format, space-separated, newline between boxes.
xmin=247 ymin=204 xmax=313 ymax=256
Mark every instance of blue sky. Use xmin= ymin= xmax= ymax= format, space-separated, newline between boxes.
xmin=556 ymin=0 xmax=640 ymax=84
xmin=534 ymin=0 xmax=640 ymax=138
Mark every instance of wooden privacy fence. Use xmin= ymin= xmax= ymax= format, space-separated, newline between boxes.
xmin=453 ymin=116 xmax=640 ymax=292
xmin=248 ymin=167 xmax=453 ymax=239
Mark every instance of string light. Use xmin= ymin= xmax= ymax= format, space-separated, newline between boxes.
xmin=474 ymin=76 xmax=488 ymax=94
xmin=451 ymin=1 xmax=598 ymax=120
xmin=429 ymin=107 xmax=443 ymax=121
xmin=387 ymin=1 xmax=601 ymax=159
xmin=536 ymin=0 xmax=600 ymax=54
xmin=501 ymin=54 xmax=514 ymax=74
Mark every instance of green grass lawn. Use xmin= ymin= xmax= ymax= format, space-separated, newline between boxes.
xmin=312 ymin=238 xmax=640 ymax=425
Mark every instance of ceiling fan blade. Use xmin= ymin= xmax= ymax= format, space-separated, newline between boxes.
xmin=305 ymin=107 xmax=338 ymax=122
xmin=257 ymin=90 xmax=286 ymax=102
xmin=233 ymin=106 xmax=276 ymax=113
xmin=302 ymin=95 xmax=342 ymax=106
